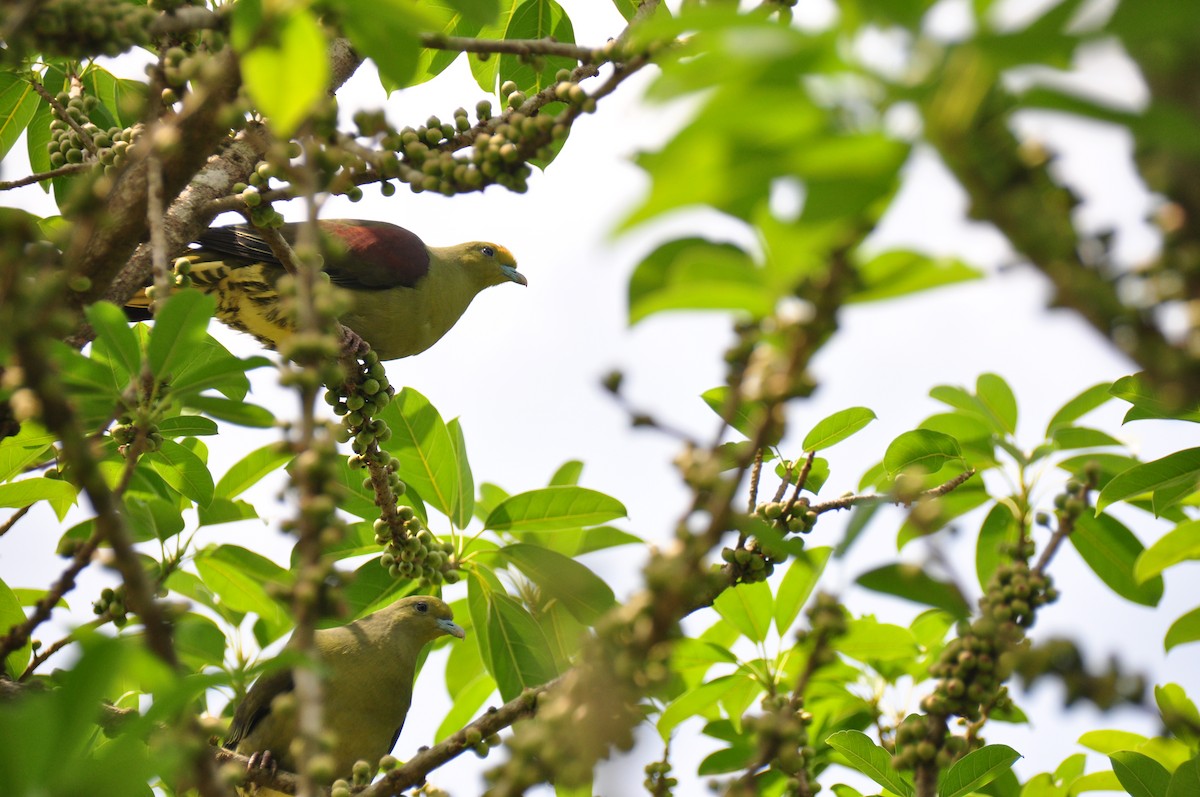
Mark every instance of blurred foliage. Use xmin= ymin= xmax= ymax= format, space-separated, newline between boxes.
xmin=1 ymin=0 xmax=1199 ymax=796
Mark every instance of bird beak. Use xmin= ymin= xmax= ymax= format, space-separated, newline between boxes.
xmin=438 ymin=618 xmax=466 ymax=639
xmin=500 ymin=264 xmax=527 ymax=286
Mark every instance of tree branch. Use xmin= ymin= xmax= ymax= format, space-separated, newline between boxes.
xmin=0 ymin=163 xmax=92 ymax=191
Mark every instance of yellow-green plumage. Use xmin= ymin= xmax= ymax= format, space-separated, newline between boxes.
xmin=162 ymin=221 xmax=526 ymax=360
xmin=225 ymin=595 xmax=464 ymax=785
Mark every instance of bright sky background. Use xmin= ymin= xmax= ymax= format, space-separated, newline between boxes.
xmin=1 ymin=0 xmax=1197 ymax=794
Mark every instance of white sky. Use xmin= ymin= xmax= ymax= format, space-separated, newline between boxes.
xmin=1 ymin=0 xmax=1197 ymax=794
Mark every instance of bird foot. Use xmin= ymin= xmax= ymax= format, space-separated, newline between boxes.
xmin=246 ymin=750 xmax=278 ymax=776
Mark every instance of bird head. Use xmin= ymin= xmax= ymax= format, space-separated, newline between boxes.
xmin=444 ymin=242 xmax=527 ymax=289
xmin=383 ymin=595 xmax=466 ymax=644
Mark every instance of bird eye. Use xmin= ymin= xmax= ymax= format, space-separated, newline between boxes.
xmin=480 ymin=246 xmax=495 ymax=257
xmin=416 ymin=601 xmax=428 ymax=613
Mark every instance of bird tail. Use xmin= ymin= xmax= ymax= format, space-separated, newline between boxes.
xmin=124 ymin=288 xmax=153 ymax=321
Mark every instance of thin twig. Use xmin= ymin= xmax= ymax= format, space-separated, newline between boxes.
xmin=0 ymin=163 xmax=93 ymax=191
xmin=811 ymin=469 xmax=977 ymax=515
xmin=420 ymin=34 xmax=603 ymax=62
xmin=0 ymin=505 xmax=31 ymax=539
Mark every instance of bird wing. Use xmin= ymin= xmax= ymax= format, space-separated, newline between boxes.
xmin=193 ymin=224 xmax=280 ymax=267
xmin=191 ymin=221 xmax=432 ymax=292
xmin=318 ymin=220 xmax=431 ymax=291
xmin=224 ymin=667 xmax=295 ymax=750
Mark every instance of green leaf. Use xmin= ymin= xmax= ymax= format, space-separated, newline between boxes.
xmin=549 ymin=460 xmax=583 ymax=486
xmin=883 ymin=429 xmax=963 ymax=476
xmin=125 ymin=495 xmax=185 ymax=542
xmin=215 ymin=443 xmax=292 ymax=500
xmin=975 ymin=373 xmax=1018 ymax=435
xmin=1167 ymin=757 xmax=1200 ymax=797
xmin=174 ymin=613 xmax=228 ymax=670
xmin=1156 ymin=684 xmax=1200 ymax=748
xmin=774 ymin=547 xmax=831 ymax=635
xmin=713 ymin=580 xmax=773 ymax=643
xmin=802 ymin=407 xmax=876 ymax=452
xmin=1078 ymin=729 xmax=1149 ymax=754
xmin=1134 ymin=520 xmax=1200 ymax=583
xmin=1071 ymin=513 xmax=1163 ymax=607
xmin=1051 ymin=426 xmax=1123 ymax=450
xmin=157 ymin=416 xmax=219 ymax=438
xmin=1110 ymin=373 xmax=1200 ymax=424
xmin=447 ymin=418 xmax=475 ymax=530
xmin=485 ymin=486 xmax=626 ymax=532
xmin=338 ymin=558 xmax=419 ymax=621
xmin=341 ymin=0 xmax=432 ymax=91
xmin=856 ymin=564 xmax=971 ymax=618
xmin=0 ymin=74 xmax=41 ymax=161
xmin=1096 ymin=448 xmax=1200 ymax=515
xmin=193 ymin=545 xmax=291 ymax=641
xmin=183 ymin=395 xmax=275 ymax=427
xmin=0 ymin=424 xmax=54 ymax=482
xmin=658 ymin=675 xmax=737 ymax=739
xmin=498 ymin=544 xmax=616 ymax=625
xmin=80 ymin=65 xmax=146 ymax=127
xmin=381 ymin=387 xmax=459 ymax=517
xmin=773 ymin=455 xmax=829 ymax=494
xmin=1046 ymin=382 xmax=1115 ymax=435
xmin=85 ymin=301 xmax=142 ymax=379
xmin=0 ymin=477 xmax=77 ymax=520
xmin=197 ymin=497 xmax=259 ymax=527
xmin=701 ymin=386 xmax=774 ymax=442
xmin=628 ymin=238 xmax=772 ymax=325
xmin=146 ymin=291 xmax=216 ymax=379
xmin=480 ymin=589 xmax=558 ymax=701
xmin=940 ymin=744 xmax=1021 ymax=797
xmin=826 ymin=730 xmax=913 ymax=797
xmin=1165 ymin=607 xmax=1200 ymax=652
xmin=235 ymin=5 xmax=330 ymax=136
xmin=1110 ymin=750 xmax=1172 ymax=797
xmin=849 ymin=250 xmax=981 ymax=304
xmin=485 ymin=0 xmax=576 ymax=96
xmin=836 ymin=617 xmax=918 ymax=664
xmin=0 ymin=577 xmax=31 ymax=678
xmin=147 ymin=440 xmax=215 ymax=507
xmin=976 ymin=503 xmax=1019 ymax=590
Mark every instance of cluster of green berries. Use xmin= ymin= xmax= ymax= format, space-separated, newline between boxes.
xmin=755 ymin=496 xmax=817 ymax=534
xmin=1049 ymin=476 xmax=1092 ymax=521
xmin=980 ymin=560 xmax=1057 ymax=629
xmin=26 ymin=0 xmax=157 ymax=58
xmin=644 ymin=758 xmax=677 ymax=795
xmin=743 ymin=694 xmax=815 ymax=790
xmin=893 ymin=714 xmax=969 ymax=771
xmin=93 ymin=585 xmax=129 ymax=627
xmin=465 ymin=726 xmax=503 ymax=758
xmin=377 ymin=515 xmax=458 ymax=585
xmin=46 ymin=93 xmax=139 ymax=176
xmin=111 ymin=418 xmax=163 ymax=456
xmin=903 ymin=554 xmax=1056 ymax=767
xmin=719 ymin=537 xmax=782 ymax=583
xmin=328 ymin=352 xmax=395 ymax=464
xmin=233 ymin=158 xmax=295 ymax=228
xmin=160 ymin=38 xmax=226 ymax=96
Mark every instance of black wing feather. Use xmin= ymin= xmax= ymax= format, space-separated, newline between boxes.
xmin=224 ymin=668 xmax=295 ymax=749
xmin=193 ymin=225 xmax=282 ymax=267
